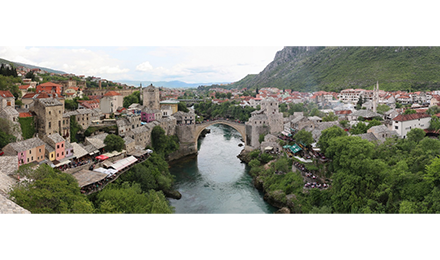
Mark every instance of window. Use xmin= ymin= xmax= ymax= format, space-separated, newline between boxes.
xmin=27 ymin=158 xmax=29 ymax=162
xmin=57 ymin=145 xmax=60 ymax=149
xmin=57 ymin=153 xmax=59 ymax=157
xmin=61 ymin=143 xmax=64 ymax=148
xmin=62 ymin=152 xmax=64 ymax=156
xmin=59 ymin=110 xmax=61 ymax=114
xmin=29 ymin=150 xmax=31 ymax=154
xmin=51 ymin=154 xmax=54 ymax=159
xmin=49 ymin=111 xmax=51 ymax=115
xmin=49 ymin=122 xmax=51 ymax=128
xmin=39 ymin=149 xmax=41 ymax=153
xmin=31 ymin=156 xmax=33 ymax=160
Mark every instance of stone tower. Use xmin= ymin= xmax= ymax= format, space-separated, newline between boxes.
xmin=142 ymin=84 xmax=160 ymax=110
xmin=260 ymin=97 xmax=284 ymax=134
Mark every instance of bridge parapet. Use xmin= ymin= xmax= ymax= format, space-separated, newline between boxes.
xmin=194 ymin=119 xmax=247 ymax=147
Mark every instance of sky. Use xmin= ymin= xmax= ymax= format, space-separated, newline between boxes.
xmin=0 ymin=46 xmax=283 ymax=84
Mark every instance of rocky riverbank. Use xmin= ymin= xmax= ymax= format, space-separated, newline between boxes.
xmin=238 ymin=150 xmax=301 ymax=213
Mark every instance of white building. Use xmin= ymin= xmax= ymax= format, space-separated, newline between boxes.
xmin=392 ymin=113 xmax=431 ymax=138
xmin=100 ymin=91 xmax=123 ymax=114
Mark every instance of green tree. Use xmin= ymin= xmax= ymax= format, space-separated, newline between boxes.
xmin=94 ymin=182 xmax=173 ymax=213
xmin=339 ymin=119 xmax=349 ymax=129
xmin=178 ymin=102 xmax=189 ymax=112
xmin=428 ymin=116 xmax=440 ymax=131
xmin=9 ymin=164 xmax=94 ymax=213
xmin=424 ymin=157 xmax=440 ymax=187
xmin=123 ymin=94 xmax=139 ymax=108
xmin=407 ymin=128 xmax=425 ymax=143
xmin=349 ymin=121 xmax=368 ymax=135
xmin=151 ymin=126 xmax=179 ymax=157
xmin=322 ymin=112 xmax=338 ymax=122
xmin=376 ymin=104 xmax=390 ymax=114
xmin=117 ymin=152 xmax=174 ymax=191
xmin=427 ymin=106 xmax=440 ymax=116
xmin=326 ymin=136 xmax=376 ymax=173
xmin=294 ymin=129 xmax=314 ymax=146
xmin=104 ymin=134 xmax=125 ymax=152
xmin=318 ymin=125 xmax=347 ymax=154
xmin=64 ymin=99 xmax=78 ymax=110
xmin=403 ymin=109 xmax=417 ymax=115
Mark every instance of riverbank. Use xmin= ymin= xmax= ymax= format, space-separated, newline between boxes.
xmin=237 ymin=149 xmax=302 ymax=214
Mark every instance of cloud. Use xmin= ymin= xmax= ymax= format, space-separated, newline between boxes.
xmin=136 ymin=61 xmax=154 ymax=72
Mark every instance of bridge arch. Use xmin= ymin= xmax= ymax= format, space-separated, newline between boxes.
xmin=194 ymin=120 xmax=246 ymax=146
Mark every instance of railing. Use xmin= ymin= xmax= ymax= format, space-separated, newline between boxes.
xmin=196 ymin=118 xmax=246 ymax=125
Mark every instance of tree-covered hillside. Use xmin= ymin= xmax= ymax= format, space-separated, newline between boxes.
xmin=229 ymin=46 xmax=440 ymax=92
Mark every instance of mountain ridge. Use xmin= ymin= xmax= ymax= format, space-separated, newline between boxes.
xmin=118 ymin=80 xmax=230 ymax=89
xmin=228 ymin=46 xmax=440 ymax=92
xmin=0 ymin=57 xmax=66 ymax=75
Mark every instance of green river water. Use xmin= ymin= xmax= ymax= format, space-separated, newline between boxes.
xmin=168 ymin=124 xmax=277 ymax=213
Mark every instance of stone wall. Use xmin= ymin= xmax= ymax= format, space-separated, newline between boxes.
xmin=167 ymin=142 xmax=197 ymax=162
xmin=176 ymin=124 xmax=196 ymax=143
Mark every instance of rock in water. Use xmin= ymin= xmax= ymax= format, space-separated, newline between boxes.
xmin=275 ymin=207 xmax=290 ymax=214
xmin=163 ymin=190 xmax=182 ymax=200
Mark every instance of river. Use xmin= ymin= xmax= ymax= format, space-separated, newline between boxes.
xmin=168 ymin=124 xmax=277 ymax=213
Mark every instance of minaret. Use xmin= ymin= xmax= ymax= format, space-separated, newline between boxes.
xmin=373 ymin=81 xmax=378 ymax=113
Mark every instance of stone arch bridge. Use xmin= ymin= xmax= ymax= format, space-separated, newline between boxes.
xmin=195 ymin=120 xmax=246 ymax=145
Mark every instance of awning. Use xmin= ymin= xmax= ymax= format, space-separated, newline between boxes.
xmin=281 ymin=131 xmax=290 ymax=136
xmin=294 ymin=156 xmax=312 ymax=163
xmin=108 ymin=156 xmax=138 ymax=171
xmin=102 ymin=160 xmax=113 ymax=168
xmin=289 ymin=144 xmax=302 ymax=153
xmin=93 ymin=167 xmax=118 ymax=176
xmin=265 ymin=146 xmax=273 ymax=151
xmin=53 ymin=159 xmax=71 ymax=167
xmin=71 ymin=169 xmax=108 ymax=187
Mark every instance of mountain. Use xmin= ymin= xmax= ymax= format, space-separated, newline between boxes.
xmin=0 ymin=57 xmax=66 ymax=75
xmin=228 ymin=46 xmax=440 ymax=92
xmin=118 ymin=80 xmax=229 ymax=89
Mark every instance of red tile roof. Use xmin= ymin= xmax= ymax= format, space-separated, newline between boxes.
xmin=19 ymin=85 xmax=31 ymax=89
xmin=393 ymin=113 xmax=430 ymax=122
xmin=19 ymin=112 xmax=33 ymax=118
xmin=22 ymin=93 xmax=50 ymax=99
xmin=0 ymin=90 xmax=14 ymax=98
xmin=103 ymin=91 xmax=121 ymax=96
xmin=37 ymin=82 xmax=62 ymax=87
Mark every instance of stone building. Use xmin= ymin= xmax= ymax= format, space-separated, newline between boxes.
xmin=36 ymin=82 xmax=62 ymax=96
xmin=0 ymin=90 xmax=15 ymax=112
xmin=245 ymin=97 xmax=284 ymax=149
xmin=142 ymin=84 xmax=160 ymax=110
xmin=125 ymin=125 xmax=154 ymax=149
xmin=30 ymin=98 xmax=64 ymax=138
xmin=156 ymin=116 xmax=177 ymax=136
xmin=160 ymin=100 xmax=179 ymax=115
xmin=100 ymin=91 xmax=123 ymax=114
xmin=173 ymin=111 xmax=195 ymax=125
xmin=123 ymin=136 xmax=136 ymax=153
xmin=260 ymin=97 xmax=284 ymax=134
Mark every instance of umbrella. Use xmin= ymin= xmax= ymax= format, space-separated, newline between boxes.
xmin=95 ymin=155 xmax=109 ymax=160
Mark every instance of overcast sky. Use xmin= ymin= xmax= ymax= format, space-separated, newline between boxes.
xmin=0 ymin=46 xmax=283 ymax=84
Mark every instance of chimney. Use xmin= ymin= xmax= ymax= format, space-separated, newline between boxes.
xmin=99 ymin=80 xmax=102 ymax=89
